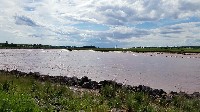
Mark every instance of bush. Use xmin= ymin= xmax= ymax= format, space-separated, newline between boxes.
xmin=2 ymin=81 xmax=10 ymax=92
xmin=0 ymin=91 xmax=40 ymax=112
xmin=99 ymin=85 xmax=117 ymax=98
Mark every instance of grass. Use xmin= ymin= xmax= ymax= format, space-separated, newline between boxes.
xmin=72 ymin=47 xmax=200 ymax=53
xmin=0 ymin=72 xmax=199 ymax=111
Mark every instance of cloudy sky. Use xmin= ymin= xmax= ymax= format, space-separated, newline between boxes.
xmin=0 ymin=0 xmax=200 ymax=47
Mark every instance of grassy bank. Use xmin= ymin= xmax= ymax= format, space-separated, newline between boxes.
xmin=91 ymin=47 xmax=200 ymax=54
xmin=67 ymin=47 xmax=200 ymax=54
xmin=0 ymin=72 xmax=199 ymax=112
xmin=1 ymin=47 xmax=200 ymax=54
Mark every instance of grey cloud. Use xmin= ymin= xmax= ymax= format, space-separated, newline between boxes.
xmin=98 ymin=5 xmax=134 ymax=18
xmin=133 ymin=30 xmax=151 ymax=37
xmin=95 ymin=1 xmax=163 ymax=25
xmin=24 ymin=0 xmax=43 ymax=3
xmin=134 ymin=16 xmax=158 ymax=21
xmin=163 ymin=35 xmax=173 ymax=38
xmin=94 ymin=0 xmax=174 ymax=26
xmin=160 ymin=25 xmax=184 ymax=35
xmin=96 ymin=29 xmax=150 ymax=40
xmin=29 ymin=34 xmax=42 ymax=38
xmin=160 ymin=31 xmax=183 ymax=34
xmin=85 ymin=37 xmax=125 ymax=48
xmin=179 ymin=1 xmax=200 ymax=11
xmin=54 ymin=30 xmax=70 ymax=36
xmin=97 ymin=5 xmax=134 ymax=25
xmin=14 ymin=15 xmax=38 ymax=27
xmin=105 ymin=18 xmax=125 ymax=26
xmin=196 ymin=39 xmax=200 ymax=43
xmin=196 ymin=23 xmax=200 ymax=27
xmin=24 ymin=7 xmax=36 ymax=11
xmin=166 ymin=26 xmax=183 ymax=30
xmin=185 ymin=39 xmax=200 ymax=46
xmin=143 ymin=0 xmax=160 ymax=10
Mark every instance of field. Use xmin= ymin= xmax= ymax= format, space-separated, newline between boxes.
xmin=0 ymin=71 xmax=199 ymax=111
xmin=90 ymin=47 xmax=200 ymax=54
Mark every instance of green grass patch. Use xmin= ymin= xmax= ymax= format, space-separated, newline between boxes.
xmin=84 ymin=47 xmax=200 ymax=53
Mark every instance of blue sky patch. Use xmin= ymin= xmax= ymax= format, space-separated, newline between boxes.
xmin=72 ymin=22 xmax=109 ymax=31
xmin=135 ymin=17 xmax=200 ymax=29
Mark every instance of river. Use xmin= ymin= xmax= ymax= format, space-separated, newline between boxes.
xmin=0 ymin=49 xmax=199 ymax=93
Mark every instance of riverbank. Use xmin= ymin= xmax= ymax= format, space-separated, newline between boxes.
xmin=64 ymin=47 xmax=200 ymax=54
xmin=1 ymin=47 xmax=200 ymax=54
xmin=0 ymin=70 xmax=199 ymax=111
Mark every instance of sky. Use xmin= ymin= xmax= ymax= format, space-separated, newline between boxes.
xmin=0 ymin=0 xmax=200 ymax=48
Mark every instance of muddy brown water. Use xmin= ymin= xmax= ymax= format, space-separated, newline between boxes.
xmin=0 ymin=49 xmax=200 ymax=93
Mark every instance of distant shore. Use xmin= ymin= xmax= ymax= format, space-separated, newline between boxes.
xmin=1 ymin=47 xmax=200 ymax=54
xmin=1 ymin=41 xmax=200 ymax=53
xmin=91 ymin=47 xmax=200 ymax=54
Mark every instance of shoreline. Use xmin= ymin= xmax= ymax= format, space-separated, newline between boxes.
xmin=1 ymin=69 xmax=200 ymax=111
xmin=1 ymin=48 xmax=200 ymax=54
xmin=1 ymin=69 xmax=199 ymax=99
xmin=1 ymin=48 xmax=200 ymax=55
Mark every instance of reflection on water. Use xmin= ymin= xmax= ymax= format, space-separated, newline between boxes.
xmin=0 ymin=49 xmax=200 ymax=93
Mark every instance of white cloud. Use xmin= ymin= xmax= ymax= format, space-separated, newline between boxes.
xmin=0 ymin=0 xmax=200 ymax=47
